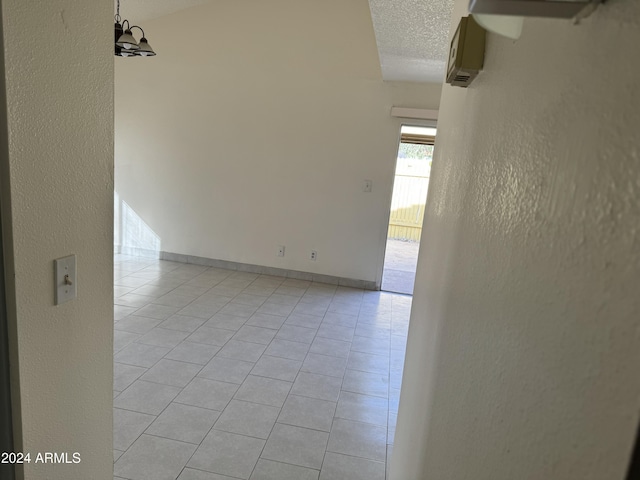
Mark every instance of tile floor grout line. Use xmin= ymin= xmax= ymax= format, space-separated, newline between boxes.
xmin=114 ymin=255 xmax=408 ymax=480
xmin=171 ymin=363 xmax=250 ymax=478
xmin=318 ymin=295 xmax=363 ymax=478
xmin=179 ymin=272 xmax=299 ymax=479
xmin=244 ymin=278 xmax=307 ymax=479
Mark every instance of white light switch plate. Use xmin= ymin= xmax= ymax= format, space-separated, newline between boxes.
xmin=55 ymin=255 xmax=77 ymax=305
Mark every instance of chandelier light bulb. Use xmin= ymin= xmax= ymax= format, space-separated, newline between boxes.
xmin=136 ymin=38 xmax=156 ymax=57
xmin=114 ymin=2 xmax=155 ymax=57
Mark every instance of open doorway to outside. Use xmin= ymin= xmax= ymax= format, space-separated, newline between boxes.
xmin=381 ymin=125 xmax=436 ymax=294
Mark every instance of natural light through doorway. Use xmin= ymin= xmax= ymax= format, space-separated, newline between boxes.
xmin=382 ymin=126 xmax=436 ymax=294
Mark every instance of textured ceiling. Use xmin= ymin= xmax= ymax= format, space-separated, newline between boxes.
xmin=368 ymin=0 xmax=454 ymax=83
xmin=115 ymin=0 xmax=453 ymax=83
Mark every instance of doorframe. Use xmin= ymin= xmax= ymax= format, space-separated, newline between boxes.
xmin=626 ymin=422 xmax=640 ymax=479
xmin=0 ymin=1 xmax=19 ymax=480
xmin=376 ymin=118 xmax=437 ymax=292
xmin=0 ymin=3 xmax=19 ymax=478
xmin=0 ymin=197 xmax=15 ymax=480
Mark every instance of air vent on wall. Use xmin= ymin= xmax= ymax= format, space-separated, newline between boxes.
xmin=446 ymin=16 xmax=486 ymax=88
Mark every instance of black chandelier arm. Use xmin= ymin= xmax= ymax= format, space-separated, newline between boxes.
xmin=130 ymin=25 xmax=145 ymax=38
xmin=114 ymin=0 xmax=155 ymax=57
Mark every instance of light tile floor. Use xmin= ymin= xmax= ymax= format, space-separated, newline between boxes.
xmin=381 ymin=239 xmax=419 ymax=295
xmin=113 ymin=254 xmax=410 ymax=480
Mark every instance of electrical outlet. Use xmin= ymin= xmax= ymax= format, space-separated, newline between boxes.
xmin=277 ymin=245 xmax=285 ymax=257
xmin=310 ymin=250 xmax=317 ymax=261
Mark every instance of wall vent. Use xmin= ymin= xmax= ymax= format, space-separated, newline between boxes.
xmin=446 ymin=16 xmax=486 ymax=88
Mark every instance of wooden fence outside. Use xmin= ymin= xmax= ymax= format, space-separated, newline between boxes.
xmin=387 ymin=172 xmax=430 ymax=242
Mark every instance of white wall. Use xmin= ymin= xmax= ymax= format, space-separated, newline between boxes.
xmin=115 ymin=0 xmax=442 ymax=285
xmin=1 ymin=1 xmax=114 ymax=478
xmin=392 ymin=1 xmax=640 ymax=479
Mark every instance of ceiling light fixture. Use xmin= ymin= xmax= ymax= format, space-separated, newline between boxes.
xmin=114 ymin=0 xmax=156 ymax=57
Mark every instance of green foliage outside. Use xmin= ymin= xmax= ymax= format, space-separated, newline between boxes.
xmin=398 ymin=143 xmax=434 ymax=160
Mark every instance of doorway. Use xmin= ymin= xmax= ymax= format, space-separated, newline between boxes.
xmin=381 ymin=125 xmax=436 ymax=294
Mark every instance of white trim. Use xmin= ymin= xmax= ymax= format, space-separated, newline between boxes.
xmin=159 ymin=251 xmax=378 ymax=290
xmin=390 ymin=107 xmax=439 ymax=120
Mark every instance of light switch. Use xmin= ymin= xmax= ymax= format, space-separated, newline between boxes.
xmin=55 ymin=255 xmax=77 ymax=305
xmin=364 ymin=179 xmax=373 ymax=193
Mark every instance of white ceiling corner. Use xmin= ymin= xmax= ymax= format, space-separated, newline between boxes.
xmin=115 ymin=0 xmax=454 ymax=84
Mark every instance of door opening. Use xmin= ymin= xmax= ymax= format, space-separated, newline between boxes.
xmin=381 ymin=125 xmax=436 ymax=294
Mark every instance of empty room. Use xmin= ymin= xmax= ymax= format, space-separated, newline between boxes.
xmin=112 ymin=1 xmax=442 ymax=478
xmin=0 ymin=0 xmax=638 ymax=480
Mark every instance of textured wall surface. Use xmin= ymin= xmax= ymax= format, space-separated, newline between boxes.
xmin=392 ymin=1 xmax=640 ymax=479
xmin=2 ymin=1 xmax=114 ymax=478
xmin=115 ymin=0 xmax=441 ymax=285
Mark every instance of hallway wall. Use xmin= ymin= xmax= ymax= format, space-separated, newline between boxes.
xmin=114 ymin=0 xmax=441 ymax=285
xmin=393 ymin=1 xmax=640 ymax=479
xmin=1 ymin=1 xmax=114 ymax=478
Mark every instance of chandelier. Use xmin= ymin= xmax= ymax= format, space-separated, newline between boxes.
xmin=114 ymin=0 xmax=156 ymax=57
